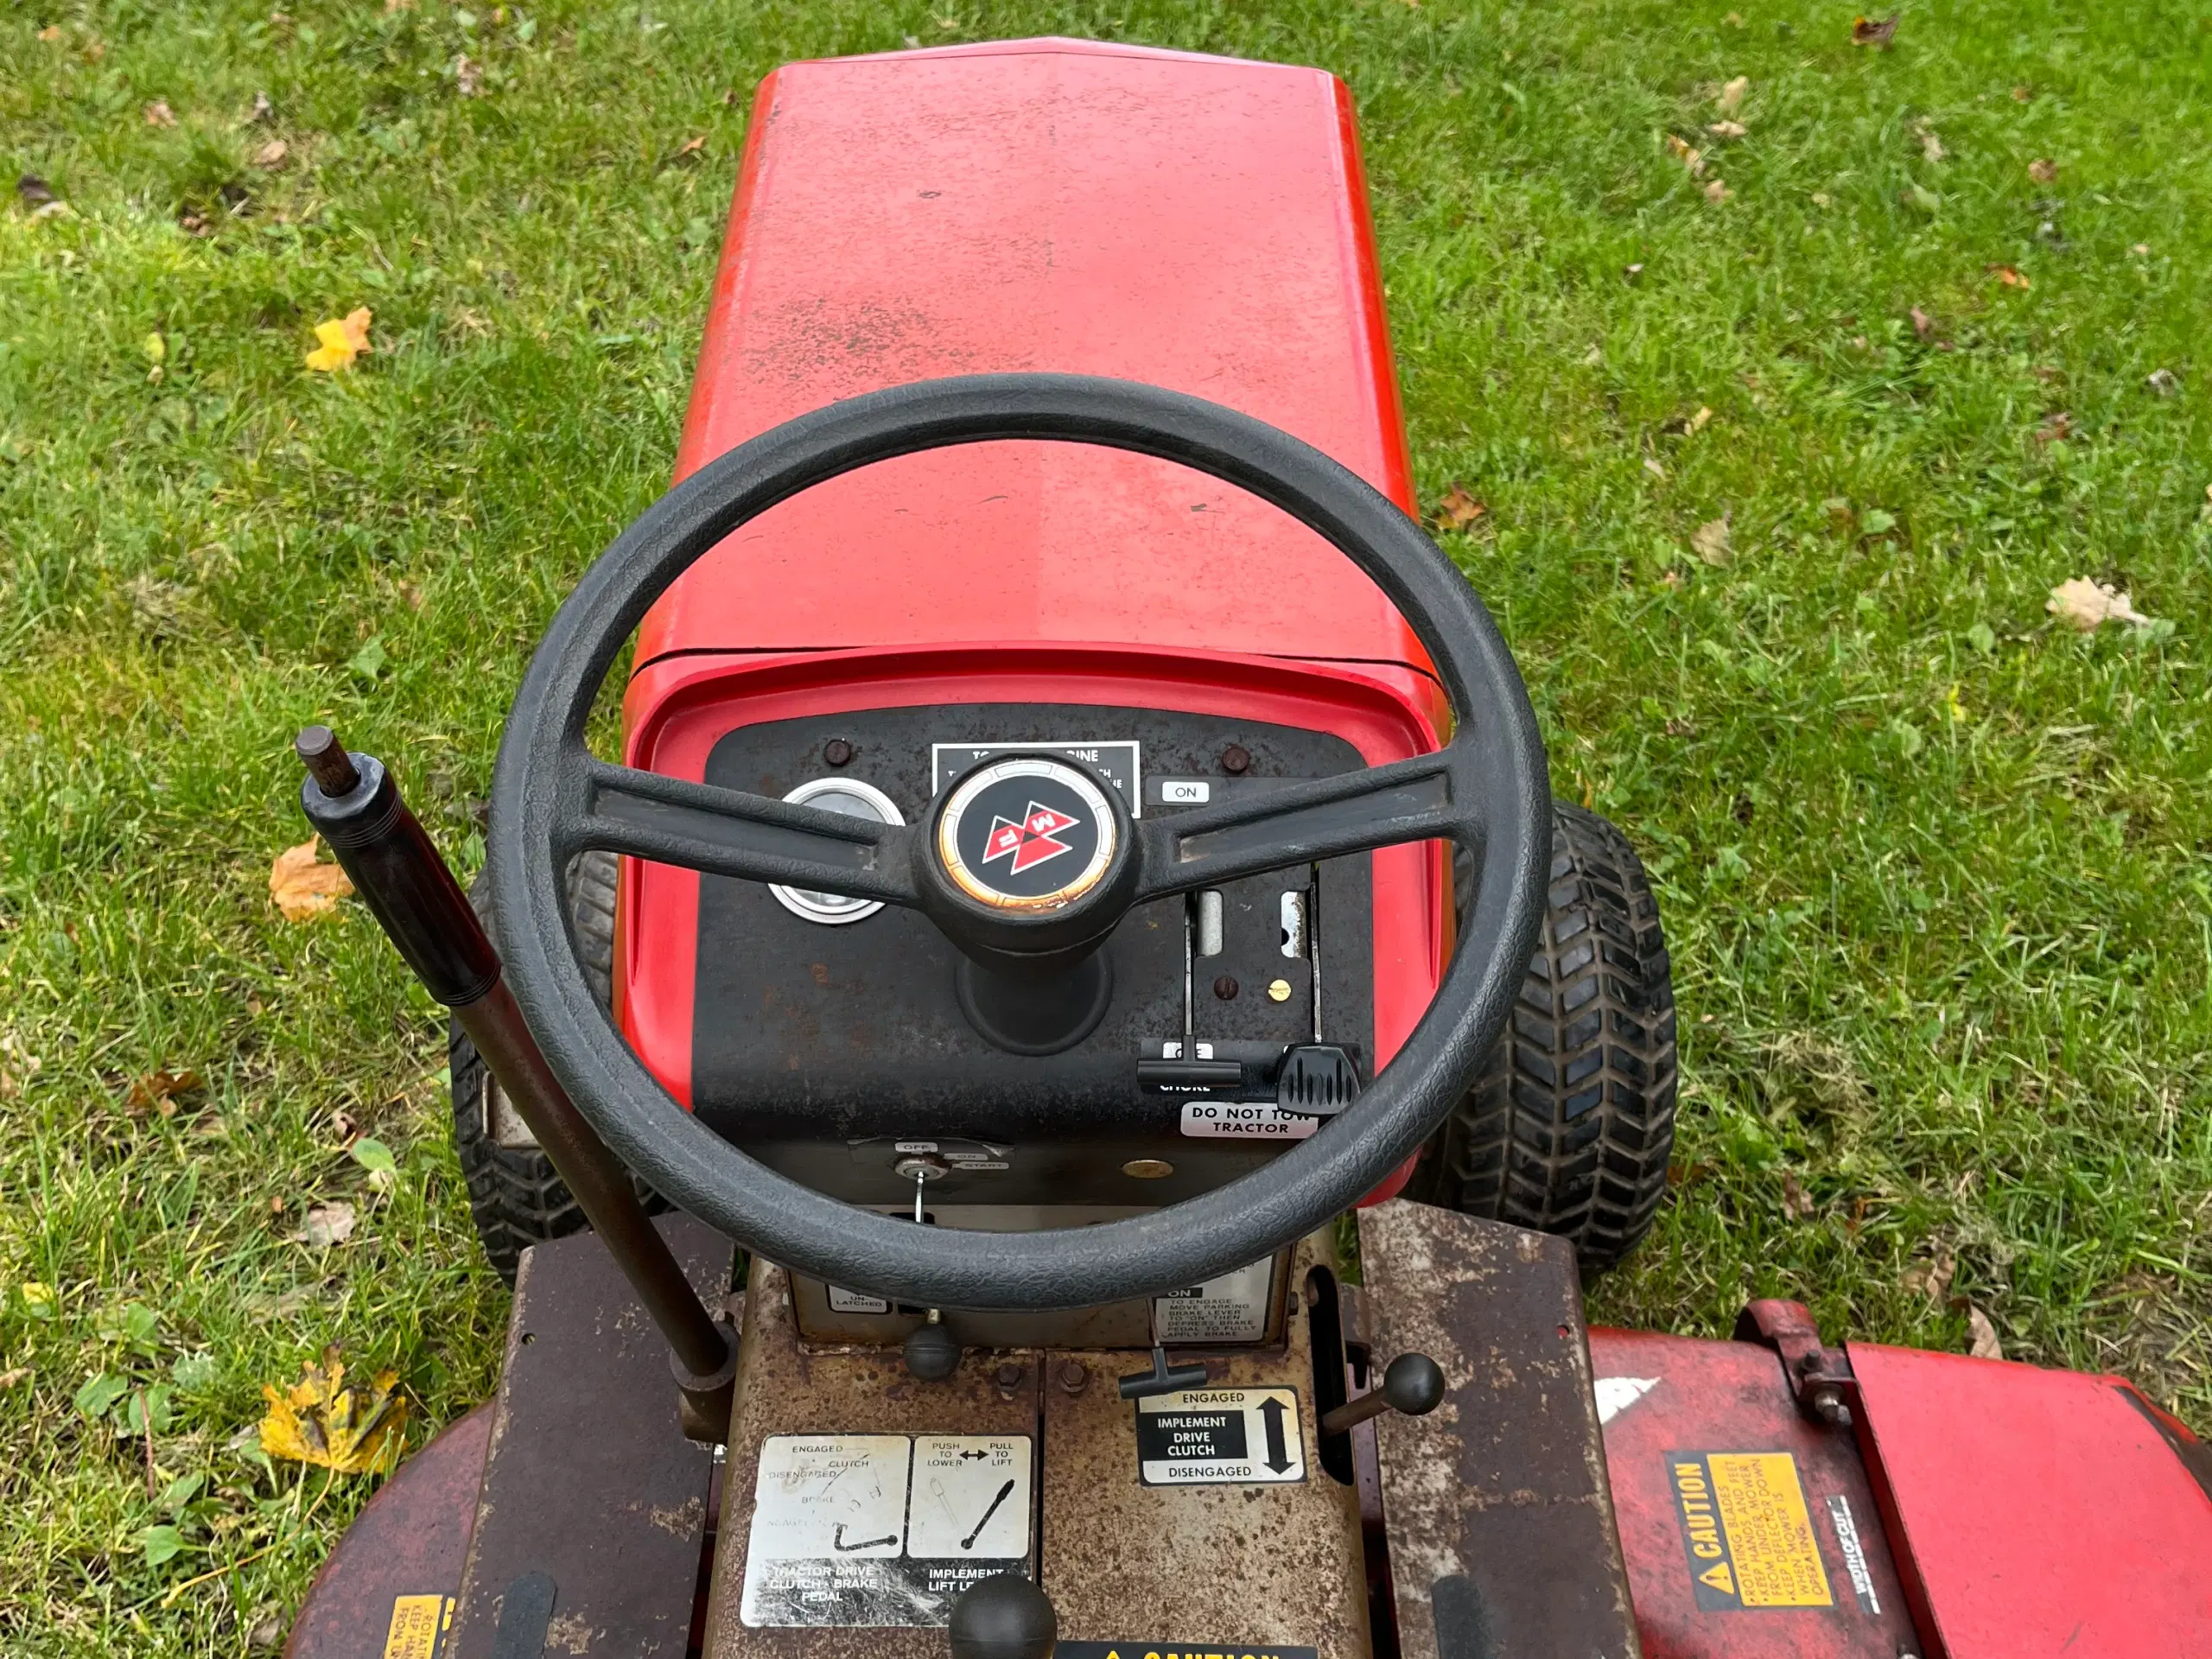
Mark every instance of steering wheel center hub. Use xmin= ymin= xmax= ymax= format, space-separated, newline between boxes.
xmin=936 ymin=757 xmax=1117 ymax=912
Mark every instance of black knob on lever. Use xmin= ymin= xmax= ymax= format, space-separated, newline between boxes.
xmin=904 ymin=1319 xmax=963 ymax=1381
xmin=1319 ymin=1351 xmax=1446 ymax=1438
xmin=948 ymin=1573 xmax=1057 ymax=1659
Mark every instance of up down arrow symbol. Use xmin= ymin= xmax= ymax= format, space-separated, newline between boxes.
xmin=1256 ymin=1395 xmax=1294 ymax=1474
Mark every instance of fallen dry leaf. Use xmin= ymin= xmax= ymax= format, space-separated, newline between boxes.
xmin=294 ymin=1201 xmax=356 ymax=1249
xmin=2033 ymin=410 xmax=2073 ymax=446
xmin=2047 ymin=577 xmax=2156 ymax=632
xmin=1966 ymin=1306 xmax=2004 ymax=1361
xmin=1703 ymin=179 xmax=1732 ymax=202
xmin=1691 ymin=516 xmax=1731 ymax=566
xmin=251 ymin=139 xmax=288 ymax=170
xmin=257 ymin=1350 xmax=404 ymax=1474
xmin=144 ymin=99 xmax=178 ymax=128
xmin=2147 ymin=368 xmax=2179 ymax=397
xmin=1903 ymin=1244 xmax=1956 ymax=1303
xmin=302 ymin=308 xmax=373 ymax=374
xmin=247 ymin=91 xmax=274 ymax=125
xmin=127 ymin=1069 xmax=204 ymax=1119
xmin=1918 ymin=127 xmax=1944 ymax=163
xmin=674 ymin=134 xmax=707 ymax=162
xmin=38 ymin=23 xmax=63 ymax=40
xmin=1851 ymin=12 xmax=1899 ymax=47
xmin=2027 ymin=157 xmax=2057 ymax=184
xmin=1665 ymin=134 xmax=1706 ymax=176
xmin=454 ymin=54 xmax=482 ymax=96
xmin=1708 ymin=119 xmax=1747 ymax=140
xmin=1433 ymin=483 xmax=1488 ymax=531
xmin=1910 ymin=306 xmax=1934 ymax=340
xmin=1988 ymin=264 xmax=2031 ymax=289
xmin=270 ymin=836 xmax=353 ymax=918
xmin=1781 ymin=1173 xmax=1815 ymax=1220
xmin=1716 ymin=75 xmax=1748 ymax=114
xmin=2012 ymin=85 xmax=2031 ymax=102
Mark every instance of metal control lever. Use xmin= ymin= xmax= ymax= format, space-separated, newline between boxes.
xmin=1319 ymin=1351 xmax=1446 ymax=1437
xmin=1117 ymin=1344 xmax=1210 ymax=1401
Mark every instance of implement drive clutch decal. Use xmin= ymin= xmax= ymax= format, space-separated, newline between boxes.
xmin=1668 ymin=1452 xmax=1833 ymax=1610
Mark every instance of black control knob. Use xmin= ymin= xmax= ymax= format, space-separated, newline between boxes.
xmin=1319 ymin=1351 xmax=1447 ymax=1437
xmin=903 ymin=1319 xmax=963 ymax=1381
xmin=948 ymin=1573 xmax=1058 ymax=1659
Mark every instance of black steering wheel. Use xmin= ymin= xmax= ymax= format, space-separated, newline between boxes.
xmin=486 ymin=373 xmax=1549 ymax=1312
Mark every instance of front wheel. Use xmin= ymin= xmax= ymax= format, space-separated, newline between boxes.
xmin=1405 ymin=802 xmax=1677 ymax=1270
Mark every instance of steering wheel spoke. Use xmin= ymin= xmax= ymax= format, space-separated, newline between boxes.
xmin=1135 ymin=744 xmax=1481 ymax=899
xmin=572 ymin=756 xmax=917 ymax=905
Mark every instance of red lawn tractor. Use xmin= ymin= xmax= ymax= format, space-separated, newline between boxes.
xmin=286 ymin=38 xmax=2211 ymax=1659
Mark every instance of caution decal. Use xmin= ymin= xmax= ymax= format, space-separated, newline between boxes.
xmin=1667 ymin=1452 xmax=1833 ymax=1611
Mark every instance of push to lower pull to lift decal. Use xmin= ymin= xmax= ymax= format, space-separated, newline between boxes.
xmin=1668 ymin=1451 xmax=1833 ymax=1610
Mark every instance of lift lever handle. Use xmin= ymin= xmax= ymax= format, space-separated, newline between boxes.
xmin=1319 ymin=1351 xmax=1446 ymax=1437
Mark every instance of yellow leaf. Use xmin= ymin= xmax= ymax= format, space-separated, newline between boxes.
xmin=1716 ymin=75 xmax=1748 ymax=114
xmin=270 ymin=836 xmax=353 ymax=920
xmin=303 ymin=308 xmax=373 ymax=373
xmin=1691 ymin=516 xmax=1732 ymax=566
xmin=2046 ymin=577 xmax=2155 ymax=632
xmin=257 ymin=1351 xmax=405 ymax=1475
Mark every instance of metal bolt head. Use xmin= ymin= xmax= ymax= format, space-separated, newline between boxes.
xmin=995 ymin=1361 xmax=1026 ymax=1391
xmin=823 ymin=738 xmax=855 ymax=767
xmin=1213 ymin=975 xmax=1239 ymax=1001
xmin=1056 ymin=1359 xmax=1090 ymax=1395
xmin=1266 ymin=978 xmax=1293 ymax=1003
xmin=1220 ymin=744 xmax=1250 ymax=774
xmin=1121 ymin=1158 xmax=1173 ymax=1180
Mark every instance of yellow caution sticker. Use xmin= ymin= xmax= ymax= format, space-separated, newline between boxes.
xmin=382 ymin=1594 xmax=453 ymax=1659
xmin=1668 ymin=1452 xmax=1833 ymax=1611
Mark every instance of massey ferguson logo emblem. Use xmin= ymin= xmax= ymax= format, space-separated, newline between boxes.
xmin=982 ymin=802 xmax=1081 ymax=875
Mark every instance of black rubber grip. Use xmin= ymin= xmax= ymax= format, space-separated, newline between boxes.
xmin=299 ymin=754 xmax=501 ymax=1007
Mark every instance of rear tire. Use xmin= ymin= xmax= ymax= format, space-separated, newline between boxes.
xmin=1405 ymin=802 xmax=1677 ymax=1270
xmin=450 ymin=850 xmax=656 ymax=1286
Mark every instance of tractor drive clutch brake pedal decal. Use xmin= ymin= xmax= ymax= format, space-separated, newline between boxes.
xmin=740 ymin=1434 xmax=1033 ymax=1628
xmin=1668 ymin=1451 xmax=1834 ymax=1610
xmin=1135 ymin=1388 xmax=1305 ymax=1485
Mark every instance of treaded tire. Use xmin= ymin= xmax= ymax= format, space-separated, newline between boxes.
xmin=1404 ymin=802 xmax=1677 ymax=1270
xmin=450 ymin=849 xmax=656 ymax=1285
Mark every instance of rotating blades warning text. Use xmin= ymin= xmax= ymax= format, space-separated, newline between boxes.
xmin=739 ymin=1434 xmax=1034 ymax=1628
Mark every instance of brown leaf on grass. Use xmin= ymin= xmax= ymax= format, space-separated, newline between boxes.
xmin=454 ymin=54 xmax=482 ymax=97
xmin=144 ymin=99 xmax=178 ymax=128
xmin=1665 ymin=134 xmax=1706 ymax=176
xmin=1433 ymin=483 xmax=1488 ymax=531
xmin=1691 ymin=515 xmax=1732 ymax=566
xmin=1708 ymin=120 xmax=1747 ymax=140
xmin=251 ymin=139 xmax=288 ymax=170
xmin=1780 ymin=1173 xmax=1815 ymax=1220
xmin=2012 ymin=86 xmax=2032 ymax=102
xmin=17 ymin=174 xmax=55 ymax=208
xmin=270 ymin=836 xmax=353 ymax=919
xmin=127 ymin=1069 xmax=204 ymax=1119
xmin=2146 ymin=367 xmax=2179 ymax=397
xmin=2027 ymin=157 xmax=2057 ymax=184
xmin=38 ymin=24 xmax=64 ymax=41
xmin=1966 ymin=1305 xmax=2005 ymax=1361
xmin=674 ymin=135 xmax=708 ymax=162
xmin=1988 ymin=264 xmax=2031 ymax=289
xmin=1910 ymin=306 xmax=1934 ymax=340
xmin=247 ymin=91 xmax=275 ymax=124
xmin=257 ymin=1349 xmax=404 ymax=1474
xmin=2033 ymin=410 xmax=2073 ymax=446
xmin=1851 ymin=12 xmax=1899 ymax=47
xmin=1716 ymin=75 xmax=1748 ymax=115
xmin=1903 ymin=1244 xmax=1956 ymax=1303
xmin=2047 ymin=576 xmax=2156 ymax=632
xmin=293 ymin=1201 xmax=356 ymax=1249
xmin=1703 ymin=179 xmax=1732 ymax=202
xmin=179 ymin=209 xmax=211 ymax=237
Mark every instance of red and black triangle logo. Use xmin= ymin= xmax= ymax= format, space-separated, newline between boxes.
xmin=982 ymin=801 xmax=1081 ymax=874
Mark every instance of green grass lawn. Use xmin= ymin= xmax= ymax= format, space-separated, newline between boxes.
xmin=3 ymin=0 xmax=2209 ymax=1649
